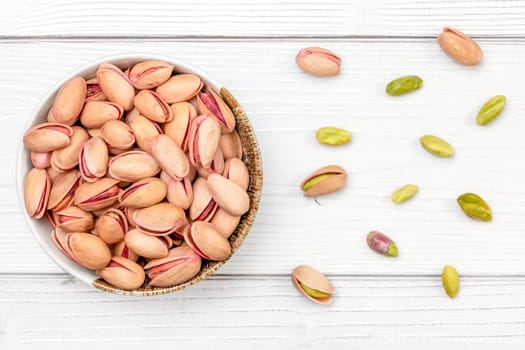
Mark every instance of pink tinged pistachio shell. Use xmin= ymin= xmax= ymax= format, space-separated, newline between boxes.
xmin=125 ymin=107 xmax=141 ymax=124
xmin=189 ymin=177 xmax=217 ymax=222
xmin=24 ymin=168 xmax=50 ymax=218
xmin=164 ymin=102 xmax=196 ymax=152
xmin=31 ymin=152 xmax=51 ymax=169
xmin=207 ymin=173 xmax=249 ymax=216
xmin=210 ymin=208 xmax=241 ymax=238
xmin=300 ymin=165 xmax=347 ymax=197
xmin=150 ymin=134 xmax=189 ymax=180
xmin=183 ymin=221 xmax=231 ymax=261
xmin=95 ymin=208 xmax=128 ymax=244
xmin=144 ymin=245 xmax=202 ymax=287
xmin=47 ymin=169 xmax=82 ymax=211
xmin=47 ymin=167 xmax=62 ymax=184
xmin=67 ymin=232 xmax=112 ymax=270
xmin=366 ymin=231 xmax=398 ymax=257
xmin=108 ymin=150 xmax=160 ymax=182
xmin=133 ymin=90 xmax=173 ymax=123
xmin=47 ymin=108 xmax=58 ymax=123
xmin=197 ymin=148 xmax=225 ymax=179
xmin=196 ymin=87 xmax=236 ymax=133
xmin=133 ymin=202 xmax=188 ymax=237
xmin=160 ymin=171 xmax=193 ymax=210
xmin=23 ymin=123 xmax=73 ymax=152
xmin=127 ymin=114 xmax=162 ymax=153
xmin=295 ymin=47 xmax=341 ymax=76
xmin=74 ymin=177 xmax=120 ymax=211
xmin=124 ymin=228 xmax=171 ymax=259
xmin=85 ymin=78 xmax=107 ymax=102
xmin=438 ymin=27 xmax=482 ymax=66
xmin=155 ymin=74 xmax=203 ymax=104
xmin=80 ymin=101 xmax=124 ymax=129
xmin=51 ymin=76 xmax=87 ymax=125
xmin=188 ymin=115 xmax=221 ymax=168
xmin=87 ymin=128 xmax=102 ymax=138
xmin=128 ymin=60 xmax=173 ymax=89
xmin=50 ymin=126 xmax=89 ymax=172
xmin=118 ymin=177 xmax=167 ymax=208
xmin=124 ymin=207 xmax=137 ymax=227
xmin=223 ymin=157 xmax=249 ymax=191
xmin=100 ymin=120 xmax=135 ymax=150
xmin=96 ymin=63 xmax=135 ymax=111
xmin=219 ymin=130 xmax=243 ymax=160
xmin=187 ymin=158 xmax=197 ymax=182
xmin=51 ymin=227 xmax=76 ymax=260
xmin=79 ymin=136 xmax=108 ymax=182
xmin=54 ymin=205 xmax=94 ymax=232
xmin=291 ymin=265 xmax=335 ymax=304
xmin=96 ymin=256 xmax=145 ymax=290
xmin=113 ymin=240 xmax=139 ymax=262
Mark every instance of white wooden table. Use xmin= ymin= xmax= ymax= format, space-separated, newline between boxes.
xmin=1 ymin=1 xmax=525 ymax=349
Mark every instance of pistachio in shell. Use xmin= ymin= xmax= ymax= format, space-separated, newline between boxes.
xmin=291 ymin=265 xmax=334 ymax=304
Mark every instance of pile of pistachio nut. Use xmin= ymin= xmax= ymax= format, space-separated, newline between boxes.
xmin=23 ymin=60 xmax=250 ymax=291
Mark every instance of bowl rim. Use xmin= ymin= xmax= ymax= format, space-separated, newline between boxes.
xmin=17 ymin=54 xmax=262 ymax=295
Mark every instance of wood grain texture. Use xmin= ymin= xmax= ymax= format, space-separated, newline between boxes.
xmin=2 ymin=40 xmax=525 ymax=275
xmin=1 ymin=0 xmax=525 ymax=38
xmin=1 ymin=275 xmax=524 ymax=349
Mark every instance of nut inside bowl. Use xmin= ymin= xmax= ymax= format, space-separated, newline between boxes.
xmin=16 ymin=54 xmax=262 ymax=296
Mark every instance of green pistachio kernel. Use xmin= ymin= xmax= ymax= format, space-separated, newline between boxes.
xmin=392 ymin=184 xmax=419 ymax=204
xmin=477 ymin=95 xmax=506 ymax=125
xmin=420 ymin=135 xmax=454 ymax=157
xmin=457 ymin=192 xmax=492 ymax=221
xmin=299 ymin=282 xmax=332 ymax=299
xmin=315 ymin=127 xmax=352 ymax=146
xmin=386 ymin=75 xmax=423 ymax=96
xmin=302 ymin=174 xmax=333 ymax=191
xmin=442 ymin=265 xmax=460 ymax=299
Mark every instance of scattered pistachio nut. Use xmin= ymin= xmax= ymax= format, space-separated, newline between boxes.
xmin=438 ymin=27 xmax=482 ymax=66
xmin=295 ymin=47 xmax=341 ymax=76
xmin=441 ymin=265 xmax=460 ymax=298
xmin=457 ymin=192 xmax=492 ymax=221
xmin=477 ymin=95 xmax=506 ymax=126
xmin=291 ymin=265 xmax=334 ymax=304
xmin=315 ymin=127 xmax=351 ymax=146
xmin=366 ymin=231 xmax=398 ymax=257
xmin=420 ymin=135 xmax=454 ymax=157
xmin=392 ymin=184 xmax=418 ymax=204
xmin=300 ymin=165 xmax=347 ymax=197
xmin=386 ymin=75 xmax=423 ymax=96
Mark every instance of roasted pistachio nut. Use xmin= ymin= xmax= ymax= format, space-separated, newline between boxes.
xmin=96 ymin=63 xmax=135 ymax=110
xmin=420 ymin=135 xmax=454 ymax=157
xmin=101 ymin=120 xmax=135 ymax=150
xmin=79 ymin=136 xmax=109 ymax=182
xmin=160 ymin=171 xmax=193 ymax=210
xmin=219 ymin=130 xmax=243 ymax=160
xmin=189 ymin=177 xmax=218 ymax=222
xmin=113 ymin=240 xmax=139 ymax=262
xmin=442 ymin=265 xmax=460 ymax=298
xmin=95 ymin=208 xmax=128 ymax=244
xmin=23 ymin=123 xmax=73 ymax=153
xmin=457 ymin=192 xmax=492 ymax=221
xmin=51 ymin=76 xmax=87 ymax=125
xmin=296 ymin=47 xmax=341 ymax=76
xmin=223 ymin=157 xmax=249 ymax=191
xmin=291 ymin=265 xmax=334 ymax=304
xmin=127 ymin=114 xmax=162 ymax=154
xmin=300 ymin=165 xmax=347 ymax=197
xmin=133 ymin=202 xmax=188 ymax=236
xmin=108 ymin=151 xmax=161 ymax=182
xmin=477 ymin=95 xmax=506 ymax=126
xmin=68 ymin=232 xmax=112 ymax=270
xmin=366 ymin=231 xmax=398 ymax=257
xmin=315 ymin=127 xmax=351 ymax=146
xmin=54 ymin=205 xmax=94 ymax=232
xmin=188 ymin=115 xmax=221 ymax=168
xmin=144 ymin=245 xmax=202 ymax=287
xmin=210 ymin=208 xmax=241 ymax=238
xmin=184 ymin=221 xmax=232 ymax=261
xmin=96 ymin=256 xmax=145 ymax=290
xmin=80 ymin=101 xmax=124 ymax=129
xmin=24 ymin=168 xmax=51 ymax=218
xmin=156 ymin=74 xmax=203 ymax=104
xmin=47 ymin=169 xmax=82 ymax=211
xmin=128 ymin=60 xmax=173 ymax=90
xmin=31 ymin=151 xmax=51 ymax=169
xmin=207 ymin=174 xmax=250 ymax=216
xmin=50 ymin=126 xmax=89 ymax=172
xmin=391 ymin=184 xmax=418 ymax=204
xmin=73 ymin=177 xmax=120 ymax=212
xmin=118 ymin=177 xmax=167 ymax=208
xmin=85 ymin=78 xmax=106 ymax=102
xmin=164 ymin=102 xmax=196 ymax=152
xmin=438 ymin=27 xmax=482 ymax=66
xmin=150 ymin=134 xmax=189 ymax=180
xmin=124 ymin=228 xmax=171 ymax=259
xmin=196 ymin=87 xmax=236 ymax=133
xmin=386 ymin=75 xmax=423 ymax=96
xmin=133 ymin=90 xmax=173 ymax=123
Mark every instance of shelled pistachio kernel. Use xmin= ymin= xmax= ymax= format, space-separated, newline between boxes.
xmin=420 ymin=135 xmax=454 ymax=157
xmin=366 ymin=231 xmax=398 ymax=257
xmin=386 ymin=75 xmax=423 ymax=96
xmin=315 ymin=127 xmax=351 ymax=146
xmin=392 ymin=184 xmax=418 ymax=204
xmin=477 ymin=95 xmax=506 ymax=126
xmin=442 ymin=265 xmax=460 ymax=298
xmin=457 ymin=192 xmax=492 ymax=221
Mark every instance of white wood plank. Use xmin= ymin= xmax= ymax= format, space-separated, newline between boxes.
xmin=2 ymin=40 xmax=525 ymax=275
xmin=1 ymin=0 xmax=525 ymax=37
xmin=1 ymin=275 xmax=524 ymax=349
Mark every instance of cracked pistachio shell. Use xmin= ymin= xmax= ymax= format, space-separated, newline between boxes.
xmin=150 ymin=134 xmax=189 ymax=180
xmin=127 ymin=114 xmax=162 ymax=154
xmin=160 ymin=171 xmax=193 ymax=210
xmin=223 ymin=157 xmax=249 ymax=191
xmin=386 ymin=75 xmax=423 ymax=96
xmin=24 ymin=168 xmax=51 ymax=218
xmin=300 ymin=165 xmax=347 ymax=197
xmin=184 ymin=221 xmax=231 ymax=261
xmin=95 ymin=208 xmax=128 ymax=244
xmin=155 ymin=74 xmax=203 ymax=104
xmin=207 ymin=173 xmax=250 ymax=216
xmin=196 ymin=87 xmax=236 ymax=133
xmin=50 ymin=126 xmax=89 ymax=172
xmin=210 ymin=208 xmax=240 ymax=238
xmin=54 ymin=205 xmax=94 ymax=232
xmin=219 ymin=130 xmax=243 ymax=160
xmin=144 ymin=245 xmax=202 ymax=287
xmin=73 ymin=177 xmax=120 ymax=212
xmin=291 ymin=265 xmax=334 ymax=304
xmin=420 ymin=135 xmax=454 ymax=157
xmin=96 ymin=256 xmax=145 ymax=291
xmin=196 ymin=148 xmax=225 ymax=179
xmin=442 ymin=265 xmax=460 ymax=298
xmin=189 ymin=177 xmax=217 ymax=222
xmin=296 ymin=47 xmax=341 ymax=76
xmin=164 ymin=102 xmax=196 ymax=152
xmin=31 ymin=151 xmax=51 ymax=169
xmin=124 ymin=228 xmax=171 ymax=259
xmin=438 ymin=27 xmax=482 ymax=66
xmin=128 ymin=60 xmax=173 ymax=89
xmin=366 ymin=231 xmax=398 ymax=257
xmin=188 ymin=115 xmax=221 ymax=168
xmin=68 ymin=232 xmax=112 ymax=270
xmin=133 ymin=90 xmax=173 ymax=123
xmin=79 ymin=136 xmax=109 ymax=182
xmin=118 ymin=177 xmax=167 ymax=208
xmin=108 ymin=151 xmax=161 ymax=182
xmin=133 ymin=202 xmax=188 ymax=237
xmin=80 ymin=101 xmax=124 ymax=129
xmin=113 ymin=240 xmax=139 ymax=262
xmin=85 ymin=78 xmax=107 ymax=102
xmin=476 ymin=95 xmax=506 ymax=125
xmin=315 ymin=127 xmax=351 ymax=146
xmin=52 ymin=76 xmax=87 ymax=125
xmin=96 ymin=63 xmax=135 ymax=111
xmin=391 ymin=184 xmax=418 ymax=204
xmin=47 ymin=169 xmax=82 ymax=211
xmin=23 ymin=123 xmax=73 ymax=153
xmin=457 ymin=192 xmax=492 ymax=221
xmin=101 ymin=120 xmax=135 ymax=150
